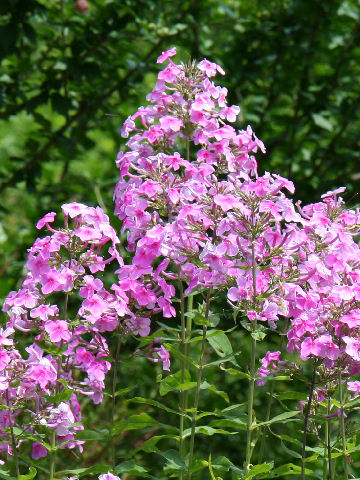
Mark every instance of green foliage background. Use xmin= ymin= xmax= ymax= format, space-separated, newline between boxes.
xmin=1 ymin=1 xmax=360 ymax=478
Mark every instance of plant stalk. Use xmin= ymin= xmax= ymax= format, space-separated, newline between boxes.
xmin=244 ymin=240 xmax=258 ymax=474
xmin=6 ymin=390 xmax=20 ymax=478
xmin=338 ymin=371 xmax=348 ymax=480
xmin=327 ymin=397 xmax=333 ymax=480
xmin=258 ymin=317 xmax=289 ymax=463
xmin=179 ymin=280 xmax=187 ymax=473
xmin=301 ymin=365 xmax=317 ymax=480
xmin=187 ymin=291 xmax=210 ymax=480
xmin=111 ymin=327 xmax=123 ymax=469
xmin=187 ymin=324 xmax=207 ymax=480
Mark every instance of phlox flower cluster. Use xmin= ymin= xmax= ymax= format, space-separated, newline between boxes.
xmin=115 ymin=47 xmax=305 ymax=334
xmin=1 ymin=202 xmax=172 ymax=460
xmin=116 ymin=47 xmax=360 ymax=400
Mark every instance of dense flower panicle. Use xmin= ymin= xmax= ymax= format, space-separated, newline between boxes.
xmin=114 ymin=48 xmax=304 ymax=334
xmin=0 ymin=203 xmax=172 ymax=459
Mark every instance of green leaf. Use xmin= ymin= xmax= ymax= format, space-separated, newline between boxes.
xmin=312 ymin=113 xmax=333 ymax=131
xmin=276 ymin=391 xmax=306 ymax=401
xmin=205 ymin=353 xmax=240 ymax=368
xmin=159 ymin=370 xmax=197 ymax=396
xmin=161 ymin=449 xmax=188 ymax=472
xmin=111 ymin=413 xmax=158 ymax=436
xmin=182 ymin=425 xmax=237 ymax=439
xmin=0 ymin=467 xmax=15 ymax=480
xmin=164 ymin=343 xmax=199 ymax=368
xmin=18 ymin=468 xmax=37 ymax=480
xmin=131 ymin=434 xmax=178 ymax=455
xmin=131 ymin=396 xmax=188 ymax=417
xmin=58 ymin=465 xmax=111 ymax=478
xmin=76 ymin=429 xmax=109 ymax=441
xmin=210 ymin=418 xmax=247 ymax=430
xmin=243 ymin=462 xmax=273 ymax=479
xmin=207 ymin=329 xmax=233 ymax=357
xmin=200 ymin=381 xmax=229 ymax=402
xmin=272 ymin=463 xmax=314 ymax=477
xmin=115 ymin=460 xmax=148 ymax=477
xmin=252 ymin=411 xmax=300 ymax=430
xmin=251 ymin=330 xmax=267 ymax=341
xmin=219 ymin=367 xmax=250 ymax=379
xmin=45 ymin=387 xmax=72 ymax=404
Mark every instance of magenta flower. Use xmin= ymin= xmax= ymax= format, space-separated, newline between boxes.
xmin=31 ymin=442 xmax=47 ymax=459
xmin=156 ymin=47 xmax=176 ymax=64
xmin=36 ymin=212 xmax=56 ymax=230
xmin=45 ymin=320 xmax=71 ymax=343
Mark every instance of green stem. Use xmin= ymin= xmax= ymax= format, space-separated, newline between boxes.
xmin=326 ymin=396 xmax=334 ymax=480
xmin=338 ymin=371 xmax=348 ymax=480
xmin=187 ymin=325 xmax=207 ymax=480
xmin=111 ymin=328 xmax=123 ymax=469
xmin=6 ymin=390 xmax=20 ymax=478
xmin=258 ymin=317 xmax=289 ymax=463
xmin=187 ymin=292 xmax=210 ymax=480
xmin=179 ymin=280 xmax=186 ymax=472
xmin=301 ymin=365 xmax=316 ymax=480
xmin=323 ymin=420 xmax=328 ymax=480
xmin=244 ymin=240 xmax=258 ymax=474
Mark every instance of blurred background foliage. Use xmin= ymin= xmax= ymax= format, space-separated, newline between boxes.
xmin=1 ymin=0 xmax=360 ymax=297
xmin=2 ymin=1 xmax=360 ymax=477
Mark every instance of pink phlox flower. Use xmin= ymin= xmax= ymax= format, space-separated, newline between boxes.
xmin=12 ymin=288 xmax=39 ymax=309
xmin=340 ymin=311 xmax=360 ymax=329
xmin=257 ymin=351 xmax=281 ymax=386
xmin=27 ymin=358 xmax=57 ymax=389
xmin=132 ymin=244 xmax=159 ymax=268
xmin=74 ymin=226 xmax=103 ymax=242
xmin=82 ymin=294 xmax=109 ymax=317
xmin=198 ymin=59 xmax=225 ymax=77
xmin=157 ymin=296 xmax=176 ymax=318
xmin=36 ymin=212 xmax=56 ymax=230
xmin=75 ymin=347 xmax=95 ymax=368
xmin=133 ymin=285 xmax=156 ymax=307
xmin=31 ymin=442 xmax=47 ymax=459
xmin=79 ymin=275 xmax=104 ymax=298
xmin=343 ymin=336 xmax=360 ymax=361
xmin=62 ymin=202 xmax=90 ymax=218
xmin=139 ymin=179 xmax=162 ymax=197
xmin=313 ymin=335 xmax=340 ymax=360
xmin=30 ymin=304 xmax=59 ymax=321
xmin=347 ymin=381 xmax=360 ymax=397
xmin=41 ymin=270 xmax=65 ymax=295
xmin=211 ymin=125 xmax=236 ymax=141
xmin=99 ymin=473 xmax=121 ymax=480
xmin=163 ymin=152 xmax=185 ymax=171
xmin=46 ymin=402 xmax=75 ymax=436
xmin=126 ymin=317 xmax=151 ymax=337
xmin=157 ymin=277 xmax=175 ymax=300
xmin=0 ymin=349 xmax=10 ymax=371
xmin=0 ymin=327 xmax=14 ymax=347
xmin=159 ymin=115 xmax=183 ymax=132
xmin=214 ymin=194 xmax=242 ymax=213
xmin=219 ymin=105 xmax=240 ymax=122
xmin=192 ymin=92 xmax=215 ymax=111
xmin=45 ymin=320 xmax=71 ymax=343
xmin=157 ymin=47 xmax=177 ymax=63
xmin=150 ymin=345 xmax=171 ymax=371
xmin=158 ymin=64 xmax=182 ymax=83
xmin=321 ymin=187 xmax=346 ymax=199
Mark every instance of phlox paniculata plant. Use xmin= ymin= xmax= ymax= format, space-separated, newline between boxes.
xmin=2 ymin=46 xmax=360 ymax=480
